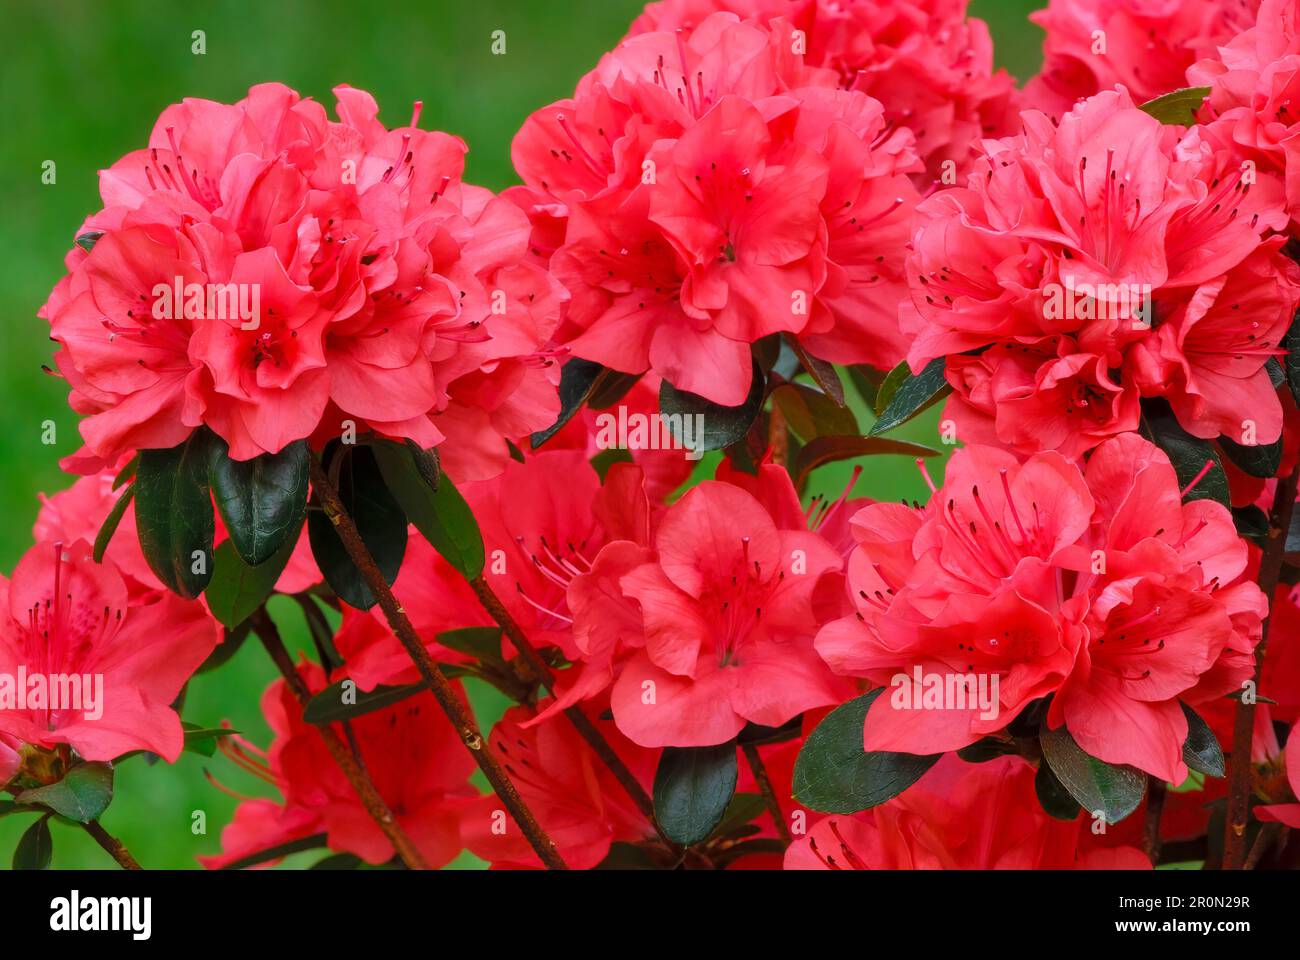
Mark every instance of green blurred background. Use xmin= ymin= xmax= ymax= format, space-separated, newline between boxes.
xmin=0 ymin=0 xmax=1042 ymax=868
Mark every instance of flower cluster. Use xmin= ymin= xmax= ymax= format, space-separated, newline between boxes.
xmin=41 ymin=83 xmax=562 ymax=481
xmin=9 ymin=0 xmax=1300 ymax=874
xmin=903 ymin=87 xmax=1300 ymax=458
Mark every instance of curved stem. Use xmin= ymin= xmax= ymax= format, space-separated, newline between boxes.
xmin=468 ymin=574 xmax=673 ymax=848
xmin=741 ymin=742 xmax=791 ymax=844
xmin=1224 ymin=462 xmax=1300 ymax=868
xmin=82 ymin=820 xmax=142 ymax=870
xmin=250 ymin=609 xmax=429 ymax=870
xmin=1142 ymin=776 xmax=1165 ymax=864
xmin=308 ymin=454 xmax=567 ymax=870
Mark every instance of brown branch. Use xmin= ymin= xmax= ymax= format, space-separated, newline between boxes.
xmin=767 ymin=404 xmax=789 ymax=469
xmin=82 ymin=820 xmax=142 ymax=870
xmin=1142 ymin=776 xmax=1166 ymax=864
xmin=250 ymin=609 xmax=429 ymax=870
xmin=742 ymin=742 xmax=791 ymax=843
xmin=1244 ymin=822 xmax=1284 ymax=870
xmin=1224 ymin=462 xmax=1300 ymax=869
xmin=308 ymin=454 xmax=567 ymax=869
xmin=468 ymin=574 xmax=672 ymax=847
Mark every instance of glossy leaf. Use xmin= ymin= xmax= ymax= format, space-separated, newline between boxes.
xmin=208 ymin=438 xmax=309 ymax=566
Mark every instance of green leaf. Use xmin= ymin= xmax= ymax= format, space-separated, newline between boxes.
xmin=302 ymin=679 xmax=428 ymax=725
xmin=435 ymin=626 xmax=504 ymax=663
xmin=134 ymin=430 xmax=216 ymax=598
xmin=1035 ymin=760 xmax=1083 ymax=820
xmin=792 ymin=435 xmax=940 ymax=488
xmin=372 ymin=439 xmax=484 ymax=580
xmin=737 ymin=717 xmax=802 ymax=747
xmin=1282 ymin=311 xmax=1300 ymax=407
xmin=0 ymin=800 xmax=40 ymax=820
xmin=1233 ymin=504 xmax=1270 ymax=542
xmin=1040 ymin=724 xmax=1146 ymax=825
xmin=710 ymin=792 xmax=769 ymax=839
xmin=1181 ymin=702 xmax=1225 ymax=778
xmin=16 ymin=763 xmax=114 ymax=822
xmin=957 ymin=737 xmax=1016 ymax=764
xmin=786 ymin=338 xmax=845 ymax=406
xmin=308 ymin=445 xmax=408 ymax=609
xmin=310 ymin=852 xmax=364 ymax=870
xmin=846 ymin=365 xmax=885 ymax=409
xmin=13 ymin=816 xmax=52 ymax=870
xmin=868 ymin=358 xmax=950 ymax=436
xmin=590 ymin=447 xmax=634 ymax=481
xmin=219 ymin=832 xmax=329 ymax=870
xmin=659 ymin=359 xmax=766 ymax=453
xmin=1219 ymin=434 xmax=1282 ymax=479
xmin=75 ymin=232 xmax=103 ymax=252
xmin=205 ymin=534 xmax=297 ymax=629
xmin=182 ymin=723 xmax=238 ymax=758
xmin=1142 ymin=402 xmax=1230 ymax=508
xmin=208 ymin=438 xmax=309 ymax=566
xmin=653 ymin=742 xmax=739 ymax=846
xmin=198 ymin=622 xmax=252 ymax=675
xmin=530 ymin=358 xmax=604 ymax=449
xmin=792 ymin=689 xmax=941 ymax=812
xmin=92 ymin=483 xmax=134 ymax=563
xmin=1139 ymin=86 xmax=1211 ymax=125
xmin=772 ymin=382 xmax=858 ymax=441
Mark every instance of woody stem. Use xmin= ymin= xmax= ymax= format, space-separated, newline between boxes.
xmin=250 ymin=608 xmax=429 ymax=870
xmin=1223 ymin=461 xmax=1300 ymax=868
xmin=308 ymin=454 xmax=567 ymax=870
xmin=1142 ymin=776 xmax=1165 ymax=864
xmin=82 ymin=820 xmax=142 ymax=870
xmin=742 ymin=742 xmax=791 ymax=843
xmin=467 ymin=574 xmax=673 ymax=847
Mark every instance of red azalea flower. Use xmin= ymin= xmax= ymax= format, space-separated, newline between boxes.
xmin=201 ymin=660 xmax=476 ymax=868
xmin=0 ymin=540 xmax=217 ymax=763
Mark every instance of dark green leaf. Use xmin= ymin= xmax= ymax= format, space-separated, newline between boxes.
xmin=1035 ymin=760 xmax=1083 ymax=820
xmin=219 ymin=833 xmax=329 ymax=870
xmin=846 ymin=365 xmax=884 ymax=409
xmin=1234 ymin=505 xmax=1270 ymax=542
xmin=1282 ymin=311 xmax=1300 ymax=407
xmin=587 ymin=369 xmax=643 ymax=410
xmin=1219 ymin=434 xmax=1282 ymax=479
xmin=198 ymin=622 xmax=251 ymax=674
xmin=92 ymin=484 xmax=134 ymax=563
xmin=957 ymin=737 xmax=1015 ymax=764
xmin=308 ymin=445 xmax=408 ymax=609
xmin=75 ymin=232 xmax=103 ymax=252
xmin=710 ymin=792 xmax=769 ymax=839
xmin=1181 ymin=702 xmax=1225 ymax=778
xmin=653 ymin=742 xmax=739 ymax=846
xmin=1138 ymin=86 xmax=1211 ymax=125
xmin=302 ymin=679 xmax=427 ymax=725
xmin=792 ymin=689 xmax=941 ymax=813
xmin=590 ymin=447 xmax=634 ymax=481
xmin=1040 ymin=724 xmax=1146 ymax=825
xmin=786 ymin=338 xmax=845 ymax=406
xmin=793 ymin=435 xmax=940 ymax=488
xmin=0 ymin=800 xmax=40 ymax=820
xmin=1142 ymin=402 xmax=1230 ymax=508
xmin=208 ymin=438 xmax=309 ymax=566
xmin=596 ymin=842 xmax=659 ymax=869
xmin=13 ymin=816 xmax=52 ymax=870
xmin=530 ymin=358 xmax=604 ymax=448
xmin=868 ymin=358 xmax=950 ymax=436
xmin=371 ymin=440 xmax=483 ymax=580
xmin=205 ymin=533 xmax=297 ymax=629
xmin=134 ymin=431 xmax=216 ymax=598
xmin=182 ymin=723 xmax=238 ymax=758
xmin=435 ymin=626 xmax=504 ymax=663
xmin=659 ymin=359 xmax=766 ymax=453
xmin=772 ymin=383 xmax=857 ymax=441
xmin=737 ymin=717 xmax=802 ymax=747
xmin=311 ymin=852 xmax=364 ymax=870
xmin=16 ymin=763 xmax=114 ymax=822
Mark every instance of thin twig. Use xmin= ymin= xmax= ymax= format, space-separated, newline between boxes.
xmin=1224 ymin=463 xmax=1300 ymax=868
xmin=250 ymin=609 xmax=429 ymax=870
xmin=468 ymin=574 xmax=672 ymax=847
xmin=308 ymin=454 xmax=567 ymax=869
xmin=742 ymin=742 xmax=791 ymax=843
xmin=1245 ymin=822 xmax=1283 ymax=870
xmin=82 ymin=820 xmax=142 ymax=870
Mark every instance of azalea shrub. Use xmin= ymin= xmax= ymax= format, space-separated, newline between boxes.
xmin=7 ymin=0 xmax=1300 ymax=873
